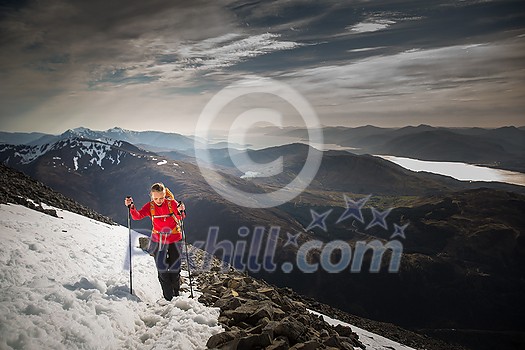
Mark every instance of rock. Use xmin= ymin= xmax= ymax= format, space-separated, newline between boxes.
xmin=274 ymin=317 xmax=308 ymax=344
xmin=206 ymin=331 xmax=237 ymax=348
xmin=266 ymin=337 xmax=289 ymax=350
xmin=214 ymin=296 xmax=243 ymax=310
xmin=334 ymin=324 xmax=355 ymax=337
xmin=323 ymin=335 xmax=354 ymax=350
xmin=257 ymin=316 xmax=270 ymax=327
xmin=227 ymin=277 xmax=244 ymax=289
xmin=257 ymin=287 xmax=274 ymax=294
xmin=199 ymin=293 xmax=219 ymax=306
xmin=249 ymin=302 xmax=274 ymax=323
xmin=262 ymin=320 xmax=280 ymax=338
xmin=206 ymin=329 xmax=251 ymax=349
xmin=246 ymin=323 xmax=265 ymax=335
xmin=237 ymin=333 xmax=272 ymax=349
xmin=319 ymin=329 xmax=330 ymax=339
xmin=289 ymin=340 xmax=323 ymax=350
xmin=230 ymin=301 xmax=259 ymax=323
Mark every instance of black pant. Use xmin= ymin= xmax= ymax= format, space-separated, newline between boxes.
xmin=149 ymin=240 xmax=182 ymax=301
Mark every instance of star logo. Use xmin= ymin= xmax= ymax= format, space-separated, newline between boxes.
xmin=284 ymin=232 xmax=301 ymax=248
xmin=336 ymin=194 xmax=370 ymax=224
xmin=390 ymin=223 xmax=409 ymax=239
xmin=305 ymin=208 xmax=333 ymax=232
xmin=365 ymin=207 xmax=392 ymax=230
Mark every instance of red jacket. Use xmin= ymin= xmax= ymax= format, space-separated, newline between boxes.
xmin=130 ymin=199 xmax=185 ymax=244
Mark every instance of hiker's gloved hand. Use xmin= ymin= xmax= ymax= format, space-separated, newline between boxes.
xmin=177 ymin=201 xmax=186 ymax=213
xmin=124 ymin=197 xmax=134 ymax=208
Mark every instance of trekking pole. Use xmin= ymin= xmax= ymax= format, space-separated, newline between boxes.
xmin=126 ymin=196 xmax=133 ymax=295
xmin=179 ymin=207 xmax=194 ymax=299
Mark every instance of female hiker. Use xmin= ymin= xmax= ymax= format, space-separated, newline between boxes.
xmin=124 ymin=183 xmax=186 ymax=301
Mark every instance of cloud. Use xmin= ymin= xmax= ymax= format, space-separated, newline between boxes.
xmin=279 ymin=37 xmax=525 ymax=126
xmin=344 ymin=11 xmax=423 ymax=34
xmin=346 ymin=20 xmax=395 ymax=34
xmin=0 ymin=0 xmax=524 ymax=132
xmin=86 ymin=32 xmax=300 ymax=90
xmin=0 ymin=1 xmax=300 ymax=75
xmin=347 ymin=47 xmax=386 ymax=53
xmin=284 ymin=39 xmax=524 ymax=94
xmin=0 ymin=0 xmax=302 ymax=127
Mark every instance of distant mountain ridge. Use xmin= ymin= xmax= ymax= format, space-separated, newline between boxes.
xmin=3 ymin=126 xmax=200 ymax=151
xmin=272 ymin=125 xmax=525 ymax=172
xmin=2 ymin=125 xmax=523 ymax=172
xmin=0 ymin=131 xmax=49 ymax=145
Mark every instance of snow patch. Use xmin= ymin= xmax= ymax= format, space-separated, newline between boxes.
xmin=308 ymin=309 xmax=416 ymax=350
xmin=157 ymin=160 xmax=167 ymax=166
xmin=240 ymin=171 xmax=261 ymax=179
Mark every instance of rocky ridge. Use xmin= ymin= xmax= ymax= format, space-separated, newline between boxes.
xmin=0 ymin=164 xmax=115 ymax=225
xmin=187 ymin=249 xmax=466 ymax=350
xmin=199 ymin=270 xmax=364 ymax=350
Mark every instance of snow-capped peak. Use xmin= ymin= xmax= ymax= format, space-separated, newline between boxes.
xmin=61 ymin=127 xmax=98 ymax=140
xmin=107 ymin=127 xmax=127 ymax=134
xmin=0 ymin=137 xmax=129 ymax=171
xmin=72 ymin=127 xmax=92 ymax=134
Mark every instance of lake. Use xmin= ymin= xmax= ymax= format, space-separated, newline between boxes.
xmin=378 ymin=155 xmax=525 ymax=187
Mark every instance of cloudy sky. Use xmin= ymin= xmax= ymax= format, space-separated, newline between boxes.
xmin=0 ymin=0 xmax=524 ymax=135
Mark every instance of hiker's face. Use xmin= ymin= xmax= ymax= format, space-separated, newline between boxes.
xmin=151 ymin=191 xmax=165 ymax=206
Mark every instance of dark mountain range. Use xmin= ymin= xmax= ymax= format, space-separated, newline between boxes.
xmin=182 ymin=143 xmax=524 ymax=195
xmin=0 ymin=131 xmax=49 ymax=145
xmin=24 ymin=126 xmax=200 ymax=150
xmin=4 ymin=124 xmax=523 ymax=172
xmin=274 ymin=125 xmax=525 ymax=172
xmin=377 ymin=130 xmax=510 ymax=163
xmin=1 ymin=133 xmax=524 ymax=349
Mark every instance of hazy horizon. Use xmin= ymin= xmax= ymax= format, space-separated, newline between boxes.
xmin=1 ymin=123 xmax=525 ymax=136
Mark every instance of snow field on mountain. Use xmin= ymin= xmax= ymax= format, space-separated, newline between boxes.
xmin=0 ymin=203 xmax=223 ymax=350
xmin=309 ymin=310 xmax=416 ymax=350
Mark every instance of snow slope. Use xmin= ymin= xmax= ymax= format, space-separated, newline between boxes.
xmin=0 ymin=203 xmax=223 ymax=350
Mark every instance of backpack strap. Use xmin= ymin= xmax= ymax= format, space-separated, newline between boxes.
xmin=165 ymin=187 xmax=175 ymax=200
xmin=150 ymin=199 xmax=181 ymax=223
xmin=167 ymin=199 xmax=174 ymax=216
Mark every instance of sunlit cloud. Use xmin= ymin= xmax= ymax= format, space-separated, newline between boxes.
xmin=346 ymin=20 xmax=395 ymax=33
xmin=87 ymin=32 xmax=301 ymax=89
xmin=347 ymin=47 xmax=386 ymax=53
xmin=280 ymin=38 xmax=525 ymax=126
xmin=345 ymin=11 xmax=423 ymax=34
